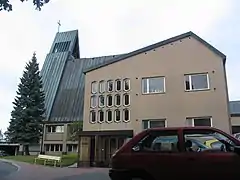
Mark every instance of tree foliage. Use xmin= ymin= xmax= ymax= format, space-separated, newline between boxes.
xmin=68 ymin=121 xmax=83 ymax=141
xmin=5 ymin=53 xmax=45 ymax=154
xmin=0 ymin=0 xmax=50 ymax=12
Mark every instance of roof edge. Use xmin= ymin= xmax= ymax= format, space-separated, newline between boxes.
xmin=83 ymin=31 xmax=226 ymax=74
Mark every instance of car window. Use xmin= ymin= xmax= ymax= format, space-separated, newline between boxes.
xmin=136 ymin=130 xmax=179 ymax=153
xmin=183 ymin=130 xmax=235 ymax=153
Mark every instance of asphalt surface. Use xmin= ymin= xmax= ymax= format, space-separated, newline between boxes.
xmin=0 ymin=160 xmax=110 ymax=180
xmin=53 ymin=172 xmax=111 ymax=180
xmin=0 ymin=161 xmax=18 ymax=179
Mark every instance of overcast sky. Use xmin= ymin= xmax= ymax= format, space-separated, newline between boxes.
xmin=0 ymin=0 xmax=239 ymax=132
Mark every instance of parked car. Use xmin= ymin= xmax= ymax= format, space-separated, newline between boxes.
xmin=109 ymin=127 xmax=240 ymax=180
xmin=234 ymin=133 xmax=240 ymax=140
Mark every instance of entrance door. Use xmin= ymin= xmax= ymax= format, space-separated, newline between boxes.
xmin=89 ymin=136 xmax=95 ymax=167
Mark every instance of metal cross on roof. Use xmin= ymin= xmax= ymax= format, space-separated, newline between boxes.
xmin=57 ymin=20 xmax=61 ymax=32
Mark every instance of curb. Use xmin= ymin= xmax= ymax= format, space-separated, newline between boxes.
xmin=0 ymin=159 xmax=21 ymax=172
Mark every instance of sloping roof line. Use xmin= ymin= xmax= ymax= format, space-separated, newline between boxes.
xmin=83 ymin=31 xmax=226 ymax=74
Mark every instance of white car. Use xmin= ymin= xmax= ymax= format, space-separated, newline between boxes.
xmin=233 ymin=133 xmax=240 ymax=140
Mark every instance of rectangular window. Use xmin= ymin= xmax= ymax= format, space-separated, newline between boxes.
xmin=52 ymin=41 xmax=71 ymax=53
xmin=55 ymin=126 xmax=64 ymax=133
xmin=185 ymin=117 xmax=212 ymax=127
xmin=185 ymin=73 xmax=209 ymax=91
xmin=142 ymin=119 xmax=166 ymax=129
xmin=142 ymin=77 xmax=165 ymax=94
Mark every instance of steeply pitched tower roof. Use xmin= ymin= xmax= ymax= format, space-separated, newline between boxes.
xmin=40 ymin=30 xmax=80 ymax=121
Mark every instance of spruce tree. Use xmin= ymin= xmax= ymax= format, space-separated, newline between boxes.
xmin=5 ymin=53 xmax=45 ymax=155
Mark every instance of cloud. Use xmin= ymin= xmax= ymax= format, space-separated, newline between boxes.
xmin=0 ymin=0 xmax=236 ymax=131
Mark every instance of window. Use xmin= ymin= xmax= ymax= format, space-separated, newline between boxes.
xmin=47 ymin=125 xmax=63 ymax=133
xmin=67 ymin=144 xmax=78 ymax=152
xmin=133 ymin=131 xmax=179 ymax=152
xmin=115 ymin=79 xmax=121 ymax=91
xmin=142 ymin=119 xmax=166 ymax=129
xmin=115 ymin=94 xmax=121 ymax=106
xmin=123 ymin=94 xmax=130 ymax=106
xmin=90 ymin=111 xmax=96 ymax=123
xmin=107 ymin=110 xmax=113 ymax=123
xmin=123 ymin=109 xmax=130 ymax=122
xmin=55 ymin=126 xmax=64 ymax=132
xmin=107 ymin=80 xmax=114 ymax=92
xmin=185 ymin=73 xmax=209 ymax=91
xmin=90 ymin=95 xmax=97 ymax=108
xmin=98 ymin=110 xmax=104 ymax=123
xmin=115 ymin=109 xmax=121 ymax=122
xmin=91 ymin=81 xmax=98 ymax=94
xmin=123 ymin=78 xmax=130 ymax=91
xmin=107 ymin=95 xmax=113 ymax=107
xmin=99 ymin=95 xmax=105 ymax=107
xmin=186 ymin=117 xmax=212 ymax=127
xmin=183 ymin=130 xmax=235 ymax=152
xmin=50 ymin=144 xmax=54 ymax=151
xmin=99 ymin=80 xmax=105 ymax=93
xmin=52 ymin=41 xmax=71 ymax=53
xmin=142 ymin=76 xmax=165 ymax=94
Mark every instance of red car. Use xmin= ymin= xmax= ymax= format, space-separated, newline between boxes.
xmin=109 ymin=126 xmax=240 ymax=180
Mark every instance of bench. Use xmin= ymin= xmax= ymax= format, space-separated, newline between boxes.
xmin=34 ymin=154 xmax=62 ymax=167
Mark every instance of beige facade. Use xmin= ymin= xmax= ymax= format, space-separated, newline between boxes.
xmin=42 ymin=123 xmax=78 ymax=155
xmin=79 ymin=34 xmax=231 ymax=166
xmin=83 ymin=36 xmax=230 ymax=134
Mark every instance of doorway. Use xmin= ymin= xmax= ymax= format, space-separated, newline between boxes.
xmin=89 ymin=136 xmax=95 ymax=167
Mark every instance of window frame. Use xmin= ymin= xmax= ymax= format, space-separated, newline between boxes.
xmin=89 ymin=110 xmax=97 ymax=124
xmin=115 ymin=79 xmax=122 ymax=92
xmin=123 ymin=109 xmax=130 ymax=123
xmin=98 ymin=95 xmax=105 ymax=108
xmin=142 ymin=119 xmax=167 ymax=129
xmin=186 ymin=117 xmax=212 ymax=127
xmin=123 ymin=93 xmax=130 ymax=106
xmin=91 ymin=81 xmax=98 ymax=94
xmin=107 ymin=94 xmax=113 ymax=107
xmin=98 ymin=110 xmax=105 ymax=123
xmin=99 ymin=80 xmax=105 ymax=93
xmin=142 ymin=76 xmax=165 ymax=94
xmin=90 ymin=95 xmax=97 ymax=108
xmin=115 ymin=94 xmax=121 ymax=107
xmin=123 ymin=78 xmax=130 ymax=91
xmin=114 ymin=109 xmax=121 ymax=123
xmin=107 ymin=80 xmax=114 ymax=92
xmin=184 ymin=73 xmax=210 ymax=91
xmin=106 ymin=109 xmax=113 ymax=123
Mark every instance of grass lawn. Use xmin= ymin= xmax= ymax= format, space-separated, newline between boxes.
xmin=0 ymin=153 xmax=78 ymax=167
